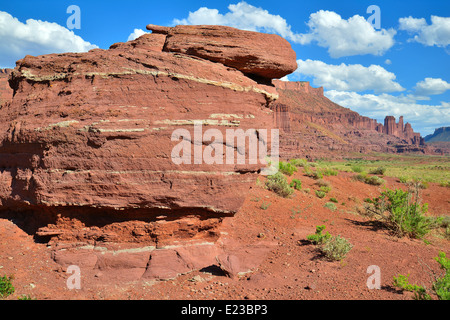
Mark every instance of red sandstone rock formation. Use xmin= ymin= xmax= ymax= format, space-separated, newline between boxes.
xmin=0 ymin=68 xmax=13 ymax=105
xmin=0 ymin=25 xmax=297 ymax=279
xmin=158 ymin=25 xmax=298 ymax=80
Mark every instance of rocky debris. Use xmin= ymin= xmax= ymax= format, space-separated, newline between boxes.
xmin=160 ymin=25 xmax=297 ymax=80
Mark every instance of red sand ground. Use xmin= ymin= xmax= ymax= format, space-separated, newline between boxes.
xmin=0 ymin=169 xmax=448 ymax=300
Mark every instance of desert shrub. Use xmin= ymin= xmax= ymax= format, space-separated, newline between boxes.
xmin=289 ymin=178 xmax=302 ymax=190
xmin=329 ymin=197 xmax=338 ymax=203
xmin=315 ymin=190 xmax=326 ymax=199
xmin=352 ymin=173 xmax=367 ymax=182
xmin=369 ymin=167 xmax=386 ymax=175
xmin=365 ymin=175 xmax=385 ymax=186
xmin=289 ymin=158 xmax=308 ymax=167
xmin=306 ymin=225 xmax=331 ymax=244
xmin=440 ymin=181 xmax=450 ymax=188
xmin=364 ymin=187 xmax=433 ymax=238
xmin=319 ymin=186 xmax=331 ymax=193
xmin=321 ymin=168 xmax=338 ymax=176
xmin=315 ymin=179 xmax=330 ymax=187
xmin=260 ymin=201 xmax=271 ymax=210
xmin=399 ymin=176 xmax=409 ymax=184
xmin=352 ymin=173 xmax=384 ymax=186
xmin=351 ymin=165 xmax=364 ymax=173
xmin=324 ymin=202 xmax=337 ymax=211
xmin=305 ymin=170 xmax=323 ymax=180
xmin=394 ymin=251 xmax=449 ymax=300
xmin=265 ymin=172 xmax=294 ymax=198
xmin=278 ymin=161 xmax=297 ymax=176
xmin=393 ymin=274 xmax=431 ymax=300
xmin=321 ymin=235 xmax=353 ymax=261
xmin=0 ymin=275 xmax=14 ymax=299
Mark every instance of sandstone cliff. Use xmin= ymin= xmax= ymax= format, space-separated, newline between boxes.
xmin=271 ymin=80 xmax=430 ymax=159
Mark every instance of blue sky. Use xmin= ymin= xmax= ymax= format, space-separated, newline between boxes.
xmin=0 ymin=0 xmax=449 ymax=135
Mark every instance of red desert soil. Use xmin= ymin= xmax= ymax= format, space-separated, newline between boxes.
xmin=0 ymin=169 xmax=448 ymax=300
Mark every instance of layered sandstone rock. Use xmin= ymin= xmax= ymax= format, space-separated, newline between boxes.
xmin=0 ymin=26 xmax=295 ymax=232
xmin=154 ymin=25 xmax=298 ymax=80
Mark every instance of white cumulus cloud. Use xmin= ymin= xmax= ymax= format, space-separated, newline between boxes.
xmin=414 ymin=77 xmax=450 ymax=96
xmin=127 ymin=28 xmax=148 ymax=41
xmin=295 ymin=59 xmax=404 ymax=93
xmin=399 ymin=15 xmax=450 ymax=48
xmin=0 ymin=11 xmax=98 ymax=68
xmin=296 ymin=10 xmax=396 ymax=58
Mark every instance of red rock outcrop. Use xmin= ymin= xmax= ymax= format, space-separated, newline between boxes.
xmin=0 ymin=68 xmax=13 ymax=105
xmin=157 ymin=25 xmax=298 ymax=80
xmin=0 ymin=25 xmax=297 ymax=251
xmin=0 ymin=25 xmax=296 ymax=279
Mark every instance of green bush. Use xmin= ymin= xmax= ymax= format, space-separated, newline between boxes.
xmin=352 ymin=173 xmax=384 ymax=186
xmin=324 ymin=202 xmax=337 ymax=211
xmin=393 ymin=251 xmax=449 ymax=300
xmin=265 ymin=172 xmax=294 ymax=198
xmin=315 ymin=190 xmax=326 ymax=199
xmin=289 ymin=178 xmax=302 ymax=190
xmin=364 ymin=187 xmax=432 ymax=238
xmin=351 ymin=165 xmax=364 ymax=173
xmin=329 ymin=197 xmax=338 ymax=203
xmin=369 ymin=167 xmax=386 ymax=175
xmin=289 ymin=158 xmax=308 ymax=167
xmin=278 ymin=161 xmax=297 ymax=176
xmin=0 ymin=275 xmax=14 ymax=299
xmin=321 ymin=168 xmax=338 ymax=176
xmin=365 ymin=175 xmax=385 ymax=186
xmin=321 ymin=235 xmax=353 ymax=261
xmin=320 ymin=186 xmax=331 ymax=193
xmin=307 ymin=225 xmax=331 ymax=244
xmin=305 ymin=169 xmax=323 ymax=180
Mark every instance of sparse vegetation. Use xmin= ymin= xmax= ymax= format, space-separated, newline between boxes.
xmin=369 ymin=167 xmax=386 ymax=175
xmin=0 ymin=275 xmax=14 ymax=299
xmin=321 ymin=167 xmax=338 ymax=176
xmin=330 ymin=197 xmax=338 ymax=203
xmin=289 ymin=158 xmax=309 ymax=168
xmin=324 ymin=202 xmax=337 ymax=211
xmin=265 ymin=172 xmax=294 ymax=198
xmin=278 ymin=161 xmax=297 ymax=176
xmin=315 ymin=179 xmax=330 ymax=187
xmin=319 ymin=186 xmax=331 ymax=193
xmin=352 ymin=173 xmax=384 ymax=186
xmin=304 ymin=168 xmax=323 ymax=180
xmin=289 ymin=178 xmax=302 ymax=190
xmin=307 ymin=226 xmax=352 ymax=261
xmin=307 ymin=225 xmax=331 ymax=244
xmin=315 ymin=190 xmax=326 ymax=199
xmin=259 ymin=201 xmax=271 ymax=210
xmin=321 ymin=235 xmax=353 ymax=261
xmin=351 ymin=165 xmax=364 ymax=173
xmin=393 ymin=251 xmax=449 ymax=300
xmin=364 ymin=186 xmax=434 ymax=239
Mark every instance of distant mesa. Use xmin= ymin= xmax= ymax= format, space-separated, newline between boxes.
xmin=424 ymin=127 xmax=450 ymax=143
